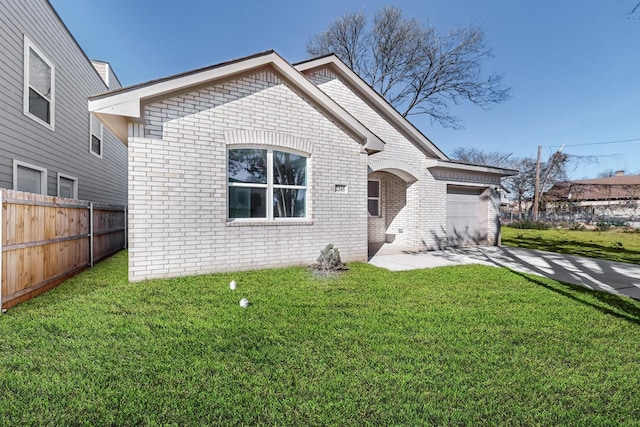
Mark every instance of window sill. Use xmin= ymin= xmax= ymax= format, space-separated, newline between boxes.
xmin=226 ymin=219 xmax=314 ymax=227
xmin=24 ymin=111 xmax=54 ymax=131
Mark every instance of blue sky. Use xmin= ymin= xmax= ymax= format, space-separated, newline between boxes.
xmin=51 ymin=0 xmax=640 ymax=179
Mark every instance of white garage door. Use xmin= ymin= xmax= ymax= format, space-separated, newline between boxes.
xmin=447 ymin=187 xmax=487 ymax=246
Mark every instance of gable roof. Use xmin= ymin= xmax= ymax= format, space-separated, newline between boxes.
xmin=88 ymin=50 xmax=385 ymax=153
xmin=295 ymin=54 xmax=449 ymax=161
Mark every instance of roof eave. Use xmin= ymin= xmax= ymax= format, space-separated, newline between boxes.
xmin=89 ymin=51 xmax=385 ymax=151
xmin=88 ymin=52 xmax=280 ymax=115
xmin=426 ymin=159 xmax=518 ymax=177
xmin=92 ymin=111 xmax=129 ymax=145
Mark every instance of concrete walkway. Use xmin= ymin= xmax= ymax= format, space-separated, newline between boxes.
xmin=369 ymin=244 xmax=640 ymax=300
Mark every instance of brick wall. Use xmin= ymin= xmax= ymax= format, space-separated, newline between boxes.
xmin=128 ymin=69 xmax=368 ymax=281
xmin=309 ymin=69 xmax=447 ymax=249
xmin=307 ymin=67 xmax=502 ymax=250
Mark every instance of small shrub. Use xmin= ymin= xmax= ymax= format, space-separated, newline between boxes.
xmin=312 ymin=244 xmax=347 ymax=275
xmin=611 ymin=220 xmax=628 ymax=227
xmin=612 ymin=242 xmax=624 ymax=250
xmin=509 ymin=220 xmax=550 ymax=230
xmin=595 ymin=222 xmax=611 ymax=231
xmin=622 ymin=226 xmax=640 ymax=234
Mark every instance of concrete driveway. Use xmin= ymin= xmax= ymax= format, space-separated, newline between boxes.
xmin=368 ymin=245 xmax=640 ymax=300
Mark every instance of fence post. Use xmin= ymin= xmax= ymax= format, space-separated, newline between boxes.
xmin=124 ymin=205 xmax=127 ymax=249
xmin=90 ymin=202 xmax=94 ymax=268
xmin=0 ymin=190 xmax=3 ymax=313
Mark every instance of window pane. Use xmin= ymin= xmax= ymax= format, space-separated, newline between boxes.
xmin=29 ymin=49 xmax=51 ymax=98
xmin=368 ymin=180 xmax=379 ymax=198
xmin=91 ymin=116 xmax=102 ymax=135
xmin=91 ymin=135 xmax=102 ymax=155
xmin=17 ymin=166 xmax=42 ymax=194
xmin=229 ymin=186 xmax=266 ymax=218
xmin=228 ymin=149 xmax=267 ymax=184
xmin=368 ymin=199 xmax=379 ymax=217
xmin=29 ymin=88 xmax=50 ymax=123
xmin=273 ymin=151 xmax=306 ymax=186
xmin=91 ymin=116 xmax=102 ymax=147
xmin=274 ymin=188 xmax=306 ymax=218
xmin=59 ymin=177 xmax=74 ymax=198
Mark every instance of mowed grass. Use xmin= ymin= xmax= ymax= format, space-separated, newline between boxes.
xmin=2 ymin=251 xmax=640 ymax=425
xmin=502 ymin=226 xmax=640 ymax=265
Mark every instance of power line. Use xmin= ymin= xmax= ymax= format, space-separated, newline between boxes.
xmin=549 ymin=138 xmax=640 ymax=149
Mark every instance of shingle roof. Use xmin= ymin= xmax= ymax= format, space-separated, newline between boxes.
xmin=546 ymin=174 xmax=640 ymax=201
xmin=88 ymin=50 xmax=385 ymax=152
xmin=571 ymin=174 xmax=640 ymax=186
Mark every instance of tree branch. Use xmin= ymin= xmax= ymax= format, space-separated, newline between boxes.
xmin=307 ymin=8 xmax=511 ymax=129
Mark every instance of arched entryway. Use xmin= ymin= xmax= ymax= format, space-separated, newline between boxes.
xmin=367 ymin=160 xmax=419 ymax=255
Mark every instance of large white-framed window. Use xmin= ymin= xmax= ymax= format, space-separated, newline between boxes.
xmin=57 ymin=173 xmax=78 ymax=199
xmin=23 ymin=35 xmax=55 ymax=130
xmin=13 ymin=159 xmax=47 ymax=195
xmin=368 ymin=180 xmax=381 ymax=217
xmin=227 ymin=148 xmax=308 ymax=220
xmin=89 ymin=114 xmax=103 ymax=158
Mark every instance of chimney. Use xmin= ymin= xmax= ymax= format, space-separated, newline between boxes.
xmin=615 ymin=170 xmax=624 ymax=177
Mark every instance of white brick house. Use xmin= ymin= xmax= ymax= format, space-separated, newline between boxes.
xmin=89 ymin=51 xmax=515 ymax=282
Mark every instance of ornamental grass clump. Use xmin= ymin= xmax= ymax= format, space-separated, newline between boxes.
xmin=312 ymin=244 xmax=347 ymax=276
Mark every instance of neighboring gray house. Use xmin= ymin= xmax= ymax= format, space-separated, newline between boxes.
xmin=89 ymin=51 xmax=515 ymax=282
xmin=0 ymin=0 xmax=127 ymax=204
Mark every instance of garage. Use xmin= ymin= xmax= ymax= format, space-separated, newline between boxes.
xmin=446 ymin=186 xmax=488 ymax=246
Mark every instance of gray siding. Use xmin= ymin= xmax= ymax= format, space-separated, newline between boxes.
xmin=0 ymin=0 xmax=127 ymax=204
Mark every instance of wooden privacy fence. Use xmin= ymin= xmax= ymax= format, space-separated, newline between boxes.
xmin=1 ymin=189 xmax=127 ymax=310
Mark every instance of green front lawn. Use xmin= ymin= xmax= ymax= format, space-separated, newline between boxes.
xmin=1 ymin=251 xmax=640 ymax=425
xmin=502 ymin=226 xmax=640 ymax=265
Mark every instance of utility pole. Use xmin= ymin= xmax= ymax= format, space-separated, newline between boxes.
xmin=533 ymin=145 xmax=542 ymax=221
xmin=533 ymin=144 xmax=565 ymax=222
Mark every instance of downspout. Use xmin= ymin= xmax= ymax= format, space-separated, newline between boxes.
xmin=90 ymin=202 xmax=94 ymax=268
xmin=124 ymin=205 xmax=127 ymax=249
xmin=0 ymin=191 xmax=4 ymax=313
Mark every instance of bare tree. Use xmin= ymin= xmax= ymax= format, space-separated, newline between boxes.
xmin=453 ymin=147 xmax=527 ymax=217
xmin=452 ymin=147 xmax=568 ymax=219
xmin=307 ymin=7 xmax=511 ymax=129
xmin=597 ymin=169 xmax=617 ymax=178
xmin=451 ymin=147 xmax=513 ymax=168
xmin=507 ymin=158 xmax=537 ymax=219
xmin=535 ymin=149 xmax=569 ymax=217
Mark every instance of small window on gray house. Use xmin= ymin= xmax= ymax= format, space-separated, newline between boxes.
xmin=13 ymin=160 xmax=47 ymax=195
xmin=24 ymin=36 xmax=55 ymax=129
xmin=58 ymin=174 xmax=78 ymax=199
xmin=90 ymin=115 xmax=103 ymax=158
xmin=368 ymin=180 xmax=380 ymax=217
